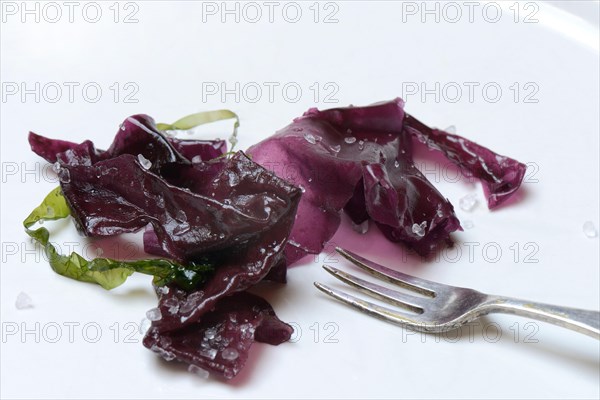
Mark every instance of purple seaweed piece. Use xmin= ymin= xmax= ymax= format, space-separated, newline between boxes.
xmin=144 ymin=291 xmax=292 ymax=379
xmin=404 ymin=114 xmax=527 ymax=209
xmin=248 ymin=98 xmax=462 ymax=260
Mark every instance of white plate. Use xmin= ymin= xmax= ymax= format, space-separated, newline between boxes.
xmin=1 ymin=1 xmax=599 ymax=398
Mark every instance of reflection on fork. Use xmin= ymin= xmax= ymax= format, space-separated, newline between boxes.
xmin=314 ymin=247 xmax=600 ymax=339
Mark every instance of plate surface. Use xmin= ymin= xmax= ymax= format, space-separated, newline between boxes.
xmin=1 ymin=1 xmax=599 ymax=399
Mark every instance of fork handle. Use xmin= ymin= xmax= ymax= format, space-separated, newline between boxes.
xmin=484 ymin=296 xmax=600 ymax=339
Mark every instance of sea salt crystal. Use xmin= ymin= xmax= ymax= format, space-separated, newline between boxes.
xmin=412 ymin=221 xmax=427 ymax=237
xmin=200 ymin=348 xmax=217 ymax=360
xmin=444 ymin=125 xmax=456 ymax=134
xmin=583 ymin=221 xmax=598 ymax=238
xmin=146 ymin=307 xmax=162 ymax=321
xmin=303 ymin=133 xmax=317 ymax=144
xmin=222 ymin=348 xmax=239 ymax=361
xmin=358 ymin=140 xmax=364 ymax=150
xmin=344 ymin=137 xmax=356 ymax=144
xmin=188 ymin=364 xmax=210 ymax=379
xmin=52 ymin=161 xmax=61 ymax=173
xmin=139 ymin=318 xmax=151 ymax=334
xmin=157 ymin=285 xmax=170 ymax=295
xmin=394 ymin=160 xmax=400 ymax=168
xmin=151 ymin=345 xmax=176 ymax=361
xmin=459 ymin=194 xmax=478 ymax=212
xmin=191 ymin=155 xmax=202 ymax=163
xmin=183 ymin=270 xmax=196 ymax=281
xmin=352 ymin=220 xmax=369 ymax=234
xmin=330 ymin=144 xmax=341 ymax=153
xmin=163 ymin=298 xmax=180 ymax=314
xmin=228 ymin=172 xmax=240 ymax=187
xmin=119 ymin=123 xmax=126 ymax=131
xmin=137 ymin=154 xmax=152 ymax=170
xmin=204 ymin=328 xmax=217 ymax=340
xmin=15 ymin=292 xmax=33 ymax=309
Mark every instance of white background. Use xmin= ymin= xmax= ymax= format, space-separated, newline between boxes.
xmin=1 ymin=1 xmax=599 ymax=399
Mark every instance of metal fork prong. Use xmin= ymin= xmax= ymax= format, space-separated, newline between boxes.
xmin=314 ymin=282 xmax=424 ymax=327
xmin=336 ymin=247 xmax=438 ymax=297
xmin=322 ymin=265 xmax=424 ymax=314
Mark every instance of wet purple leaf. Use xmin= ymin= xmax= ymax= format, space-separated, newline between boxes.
xmin=144 ymin=291 xmax=292 ymax=379
xmin=248 ymin=98 xmax=463 ymax=259
xmin=404 ymin=114 xmax=527 ymax=209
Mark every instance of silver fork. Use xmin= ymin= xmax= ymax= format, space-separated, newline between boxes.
xmin=314 ymin=247 xmax=600 ymax=339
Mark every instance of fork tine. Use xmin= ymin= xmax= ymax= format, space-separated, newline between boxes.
xmin=336 ymin=247 xmax=440 ymax=297
xmin=314 ymin=282 xmax=424 ymax=327
xmin=322 ymin=265 xmax=424 ymax=313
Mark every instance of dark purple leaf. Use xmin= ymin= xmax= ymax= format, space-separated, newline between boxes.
xmin=143 ymin=291 xmax=292 ymax=379
xmin=55 ymin=140 xmax=104 ymax=166
xmin=29 ymin=114 xmax=226 ymax=167
xmin=158 ymin=159 xmax=226 ymax=194
xmin=404 ymin=114 xmax=527 ymax=209
xmin=28 ymin=132 xmax=81 ymax=163
xmin=144 ymin=226 xmax=288 ymax=284
xmin=105 ymin=115 xmax=188 ymax=167
xmin=149 ymin=166 xmax=300 ymax=332
xmin=60 ymin=152 xmax=300 ymax=264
